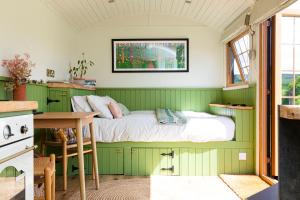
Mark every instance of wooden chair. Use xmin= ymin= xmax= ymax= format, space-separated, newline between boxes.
xmin=34 ymin=154 xmax=56 ymax=200
xmin=41 ymin=129 xmax=95 ymax=191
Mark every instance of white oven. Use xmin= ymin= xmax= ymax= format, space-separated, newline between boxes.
xmin=0 ymin=114 xmax=34 ymax=200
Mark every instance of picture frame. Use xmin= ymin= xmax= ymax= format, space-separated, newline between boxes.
xmin=112 ymin=38 xmax=189 ymax=73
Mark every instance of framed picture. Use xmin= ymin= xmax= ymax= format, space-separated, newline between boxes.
xmin=112 ymin=38 xmax=189 ymax=73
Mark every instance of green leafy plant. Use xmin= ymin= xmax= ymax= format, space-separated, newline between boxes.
xmin=69 ymin=53 xmax=94 ymax=79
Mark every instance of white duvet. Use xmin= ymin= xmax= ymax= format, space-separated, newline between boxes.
xmin=91 ymin=111 xmax=235 ymax=143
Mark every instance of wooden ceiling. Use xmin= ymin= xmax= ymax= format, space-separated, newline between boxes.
xmin=43 ymin=0 xmax=255 ymax=31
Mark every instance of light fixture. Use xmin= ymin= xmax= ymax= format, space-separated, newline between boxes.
xmin=185 ymin=0 xmax=192 ymax=3
xmin=108 ymin=0 xmax=114 ymax=3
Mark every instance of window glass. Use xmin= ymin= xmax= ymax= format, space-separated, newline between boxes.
xmin=229 ymin=47 xmax=242 ymax=84
xmin=282 ymin=72 xmax=294 ymax=96
xmin=281 ymin=45 xmax=293 ymax=69
xmin=295 ymin=74 xmax=300 ymax=96
xmin=295 ymin=18 xmax=300 ymax=44
xmin=295 ymin=45 xmax=300 ymax=69
xmin=281 ymin=17 xmax=294 ymax=44
xmin=227 ymin=32 xmax=250 ymax=86
xmin=281 ymin=16 xmax=300 ymax=105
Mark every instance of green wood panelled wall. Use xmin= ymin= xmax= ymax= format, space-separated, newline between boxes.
xmin=26 ymin=84 xmax=48 ymax=112
xmin=96 ymin=88 xmax=223 ymax=112
xmin=222 ymin=85 xmax=256 ymax=106
xmin=48 ymin=88 xmax=95 ymax=112
xmin=0 ymin=76 xmax=12 ymax=100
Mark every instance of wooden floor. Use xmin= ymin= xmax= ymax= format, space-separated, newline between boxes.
xmin=55 ymin=175 xmax=240 ymax=200
xmin=56 ymin=175 xmax=129 ymax=199
xmin=219 ymin=174 xmax=270 ymax=199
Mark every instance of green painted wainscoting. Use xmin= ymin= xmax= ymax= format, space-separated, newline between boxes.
xmin=26 ymin=83 xmax=48 ymax=112
xmin=48 ymin=88 xmax=95 ymax=112
xmin=0 ymin=76 xmax=12 ymax=100
xmin=222 ymin=85 xmax=256 ymax=106
xmin=96 ymin=88 xmax=223 ymax=112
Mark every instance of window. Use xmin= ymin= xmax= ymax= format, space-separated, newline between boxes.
xmin=227 ymin=32 xmax=250 ymax=86
xmin=281 ymin=16 xmax=300 ymax=105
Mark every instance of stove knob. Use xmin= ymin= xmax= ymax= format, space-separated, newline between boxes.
xmin=21 ymin=125 xmax=28 ymax=134
xmin=3 ymin=125 xmax=14 ymax=140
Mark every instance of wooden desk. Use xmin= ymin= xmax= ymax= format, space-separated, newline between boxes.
xmin=34 ymin=112 xmax=100 ymax=200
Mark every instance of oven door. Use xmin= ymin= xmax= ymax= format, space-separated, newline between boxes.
xmin=0 ymin=138 xmax=34 ymax=200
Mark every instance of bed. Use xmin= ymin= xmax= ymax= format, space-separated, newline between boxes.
xmin=70 ymin=95 xmax=255 ymax=176
xmin=91 ymin=111 xmax=235 ymax=143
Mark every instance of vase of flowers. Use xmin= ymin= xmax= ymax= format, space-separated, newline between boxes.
xmin=69 ymin=53 xmax=94 ymax=85
xmin=1 ymin=54 xmax=35 ymax=100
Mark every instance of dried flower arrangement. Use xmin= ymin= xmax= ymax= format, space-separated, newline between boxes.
xmin=1 ymin=53 xmax=35 ymax=89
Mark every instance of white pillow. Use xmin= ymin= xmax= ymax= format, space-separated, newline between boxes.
xmin=103 ymin=96 xmax=118 ymax=105
xmin=87 ymin=95 xmax=113 ymax=119
xmin=118 ymin=103 xmax=130 ymax=115
xmin=71 ymin=96 xmax=93 ymax=112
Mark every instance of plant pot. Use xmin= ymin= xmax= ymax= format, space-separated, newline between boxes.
xmin=73 ymin=78 xmax=85 ymax=85
xmin=13 ymin=84 xmax=27 ymax=101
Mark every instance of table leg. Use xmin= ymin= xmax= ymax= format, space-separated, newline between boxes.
xmin=76 ymin=120 xmax=86 ymax=200
xmin=89 ymin=122 xmax=100 ymax=189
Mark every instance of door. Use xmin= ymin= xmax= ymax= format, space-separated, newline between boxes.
xmin=131 ymin=148 xmax=179 ymax=176
xmin=48 ymin=89 xmax=70 ymax=112
xmin=259 ymin=16 xmax=279 ymax=183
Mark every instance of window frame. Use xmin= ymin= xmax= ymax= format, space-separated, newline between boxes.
xmin=226 ymin=30 xmax=251 ymax=87
xmin=280 ymin=12 xmax=300 ymax=105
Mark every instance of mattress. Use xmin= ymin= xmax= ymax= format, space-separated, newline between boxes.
xmin=90 ymin=111 xmax=235 ymax=143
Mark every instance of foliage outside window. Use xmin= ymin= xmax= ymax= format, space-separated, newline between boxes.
xmin=281 ymin=16 xmax=300 ymax=105
xmin=227 ymin=32 xmax=250 ymax=86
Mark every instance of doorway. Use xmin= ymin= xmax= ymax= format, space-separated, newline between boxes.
xmin=259 ymin=0 xmax=300 ymax=184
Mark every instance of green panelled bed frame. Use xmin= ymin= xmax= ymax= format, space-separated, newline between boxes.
xmin=0 ymin=77 xmax=256 ymax=176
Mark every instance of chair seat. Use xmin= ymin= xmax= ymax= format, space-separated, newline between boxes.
xmin=34 ymin=157 xmax=55 ymax=177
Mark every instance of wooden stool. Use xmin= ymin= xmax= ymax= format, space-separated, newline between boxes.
xmin=34 ymin=154 xmax=56 ymax=200
xmin=41 ymin=129 xmax=95 ymax=191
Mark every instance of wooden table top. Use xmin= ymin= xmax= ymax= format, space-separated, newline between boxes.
xmin=0 ymin=101 xmax=38 ymax=113
xmin=34 ymin=112 xmax=100 ymax=120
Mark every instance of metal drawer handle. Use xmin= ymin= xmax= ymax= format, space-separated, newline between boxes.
xmin=0 ymin=145 xmax=36 ymax=164
xmin=160 ymin=150 xmax=174 ymax=158
xmin=161 ymin=166 xmax=174 ymax=172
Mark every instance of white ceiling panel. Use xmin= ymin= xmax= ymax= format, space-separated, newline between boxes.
xmin=42 ymin=0 xmax=255 ymax=31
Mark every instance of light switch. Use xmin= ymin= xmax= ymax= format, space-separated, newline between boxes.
xmin=239 ymin=153 xmax=247 ymax=161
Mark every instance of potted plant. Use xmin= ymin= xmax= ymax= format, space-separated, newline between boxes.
xmin=69 ymin=53 xmax=94 ymax=85
xmin=1 ymin=54 xmax=35 ymax=101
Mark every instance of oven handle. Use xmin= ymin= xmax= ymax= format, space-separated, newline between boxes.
xmin=0 ymin=145 xmax=37 ymax=164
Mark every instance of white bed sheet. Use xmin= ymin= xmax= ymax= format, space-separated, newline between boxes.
xmin=91 ymin=111 xmax=235 ymax=143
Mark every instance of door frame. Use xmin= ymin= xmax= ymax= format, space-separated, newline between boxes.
xmin=259 ymin=16 xmax=279 ymax=185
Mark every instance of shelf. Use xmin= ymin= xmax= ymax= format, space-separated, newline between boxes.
xmin=47 ymin=82 xmax=96 ymax=91
xmin=209 ymin=104 xmax=254 ymax=110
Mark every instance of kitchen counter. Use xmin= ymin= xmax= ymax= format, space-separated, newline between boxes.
xmin=0 ymin=101 xmax=38 ymax=113
xmin=279 ymin=105 xmax=300 ymax=120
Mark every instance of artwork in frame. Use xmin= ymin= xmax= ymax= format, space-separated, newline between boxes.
xmin=112 ymin=39 xmax=189 ymax=73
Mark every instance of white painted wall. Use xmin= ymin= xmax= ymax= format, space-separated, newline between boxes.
xmin=72 ymin=25 xmax=224 ymax=88
xmin=0 ymin=0 xmax=75 ymax=81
